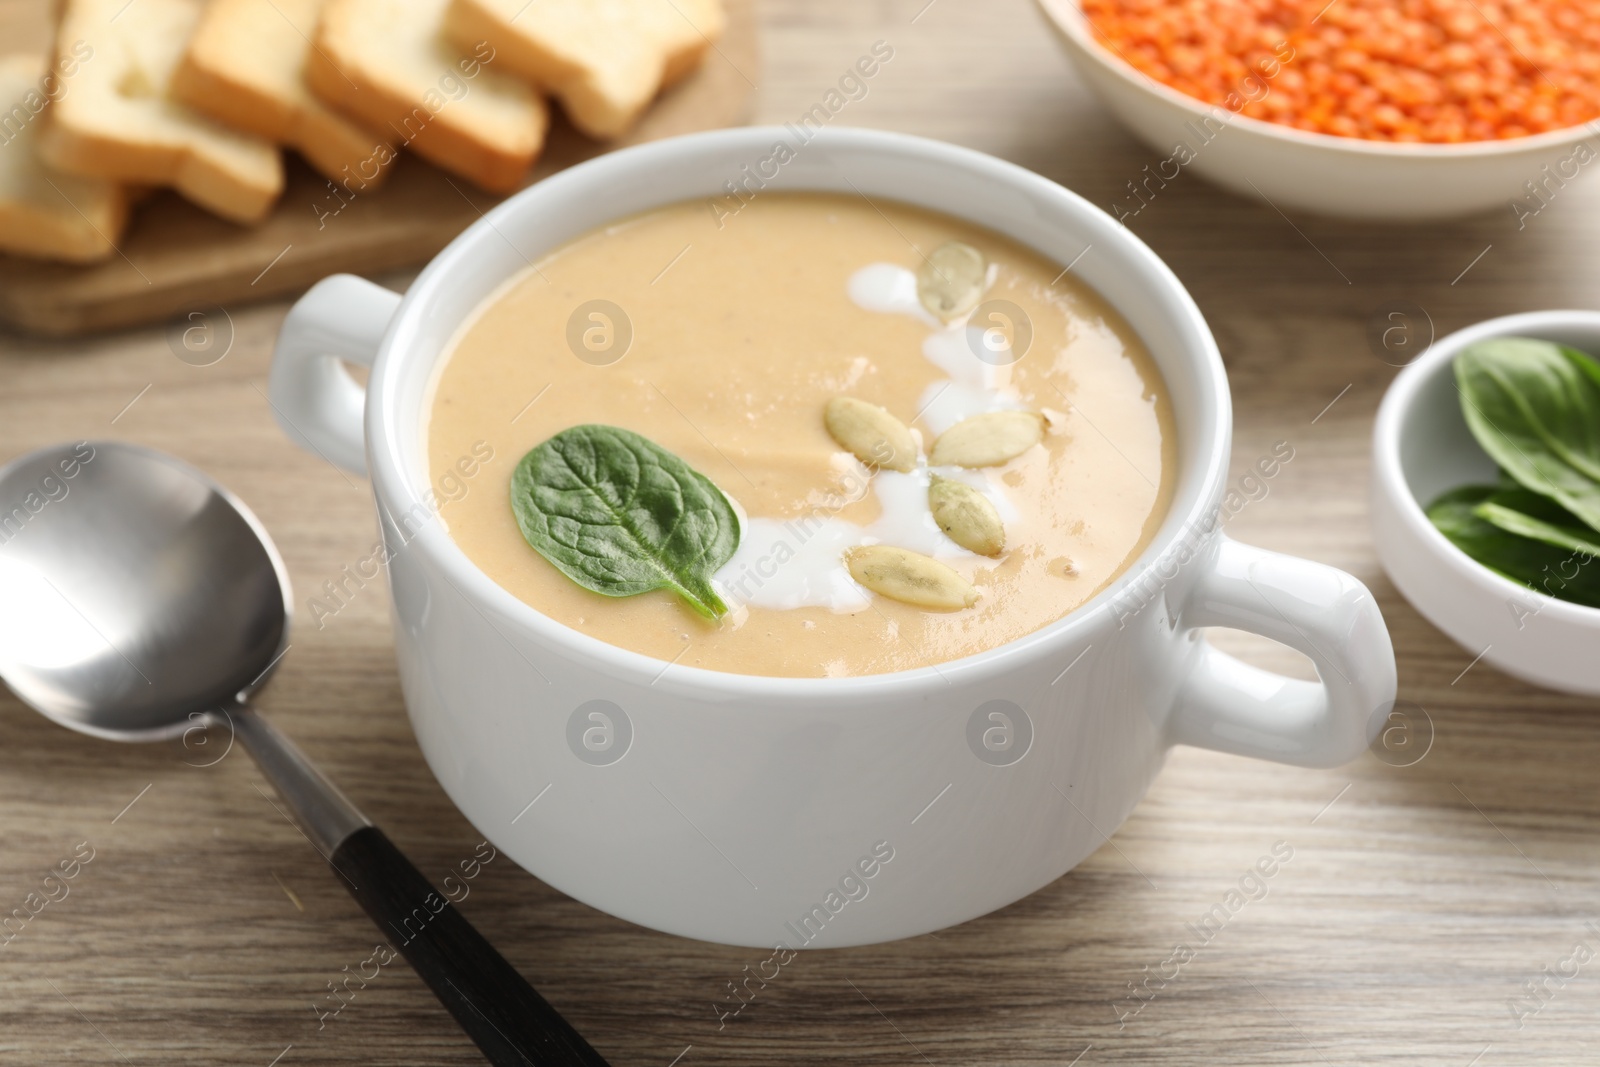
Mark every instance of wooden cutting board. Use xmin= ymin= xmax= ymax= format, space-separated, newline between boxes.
xmin=0 ymin=0 xmax=758 ymax=337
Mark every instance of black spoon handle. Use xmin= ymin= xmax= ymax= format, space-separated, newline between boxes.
xmin=231 ymin=711 xmax=608 ymax=1067
xmin=330 ymin=826 xmax=613 ymax=1067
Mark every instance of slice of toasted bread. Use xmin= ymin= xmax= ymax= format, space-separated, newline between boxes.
xmin=308 ymin=0 xmax=548 ymax=194
xmin=172 ymin=0 xmax=395 ymax=192
xmin=38 ymin=0 xmax=283 ymax=225
xmin=0 ymin=54 xmax=130 ymax=264
xmin=444 ymin=0 xmax=724 ymax=140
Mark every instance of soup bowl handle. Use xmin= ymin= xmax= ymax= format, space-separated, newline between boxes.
xmin=268 ymin=274 xmax=402 ymax=476
xmin=1167 ymin=535 xmax=1395 ymax=768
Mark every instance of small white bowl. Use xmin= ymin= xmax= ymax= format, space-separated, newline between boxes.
xmin=1036 ymin=0 xmax=1600 ymax=220
xmin=1372 ymin=310 xmax=1600 ymax=695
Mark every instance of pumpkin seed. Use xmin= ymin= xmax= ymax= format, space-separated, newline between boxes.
xmin=928 ymin=476 xmax=1005 ymax=556
xmin=845 ymin=545 xmax=979 ymax=611
xmin=917 ymin=242 xmax=986 ymax=322
xmin=824 ymin=396 xmax=918 ymax=472
xmin=929 ymin=410 xmax=1045 ymax=468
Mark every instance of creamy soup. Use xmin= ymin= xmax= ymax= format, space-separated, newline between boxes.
xmin=427 ymin=193 xmax=1175 ymax=678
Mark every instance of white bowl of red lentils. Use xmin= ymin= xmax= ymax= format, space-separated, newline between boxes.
xmin=1037 ymin=0 xmax=1600 ymax=220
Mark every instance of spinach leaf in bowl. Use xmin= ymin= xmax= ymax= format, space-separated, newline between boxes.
xmin=1454 ymin=338 xmax=1600 ymax=530
xmin=1473 ymin=488 xmax=1600 ymax=558
xmin=1428 ymin=485 xmax=1600 ymax=609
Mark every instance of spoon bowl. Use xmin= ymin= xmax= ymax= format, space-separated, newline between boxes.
xmin=0 ymin=441 xmax=289 ymax=740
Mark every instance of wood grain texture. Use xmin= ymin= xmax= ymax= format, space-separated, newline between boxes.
xmin=2 ymin=0 xmax=1600 ymax=1064
xmin=0 ymin=0 xmax=758 ymax=337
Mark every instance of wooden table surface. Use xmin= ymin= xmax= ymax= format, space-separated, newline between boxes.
xmin=4 ymin=1 xmax=1600 ymax=1065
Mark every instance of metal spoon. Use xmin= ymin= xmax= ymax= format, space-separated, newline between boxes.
xmin=0 ymin=440 xmax=609 ymax=1067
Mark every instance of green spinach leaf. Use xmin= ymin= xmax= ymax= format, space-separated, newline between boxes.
xmin=510 ymin=425 xmax=740 ymax=620
xmin=1454 ymin=338 xmax=1600 ymax=530
xmin=1473 ymin=488 xmax=1600 ymax=558
xmin=1427 ymin=485 xmax=1600 ymax=609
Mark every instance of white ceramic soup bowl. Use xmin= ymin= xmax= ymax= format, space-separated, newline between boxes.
xmin=1372 ymin=310 xmax=1600 ymax=695
xmin=270 ymin=127 xmax=1395 ymax=948
xmin=1036 ymin=0 xmax=1600 ymax=220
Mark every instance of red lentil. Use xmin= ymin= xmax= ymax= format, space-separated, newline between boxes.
xmin=1082 ymin=0 xmax=1600 ymax=142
